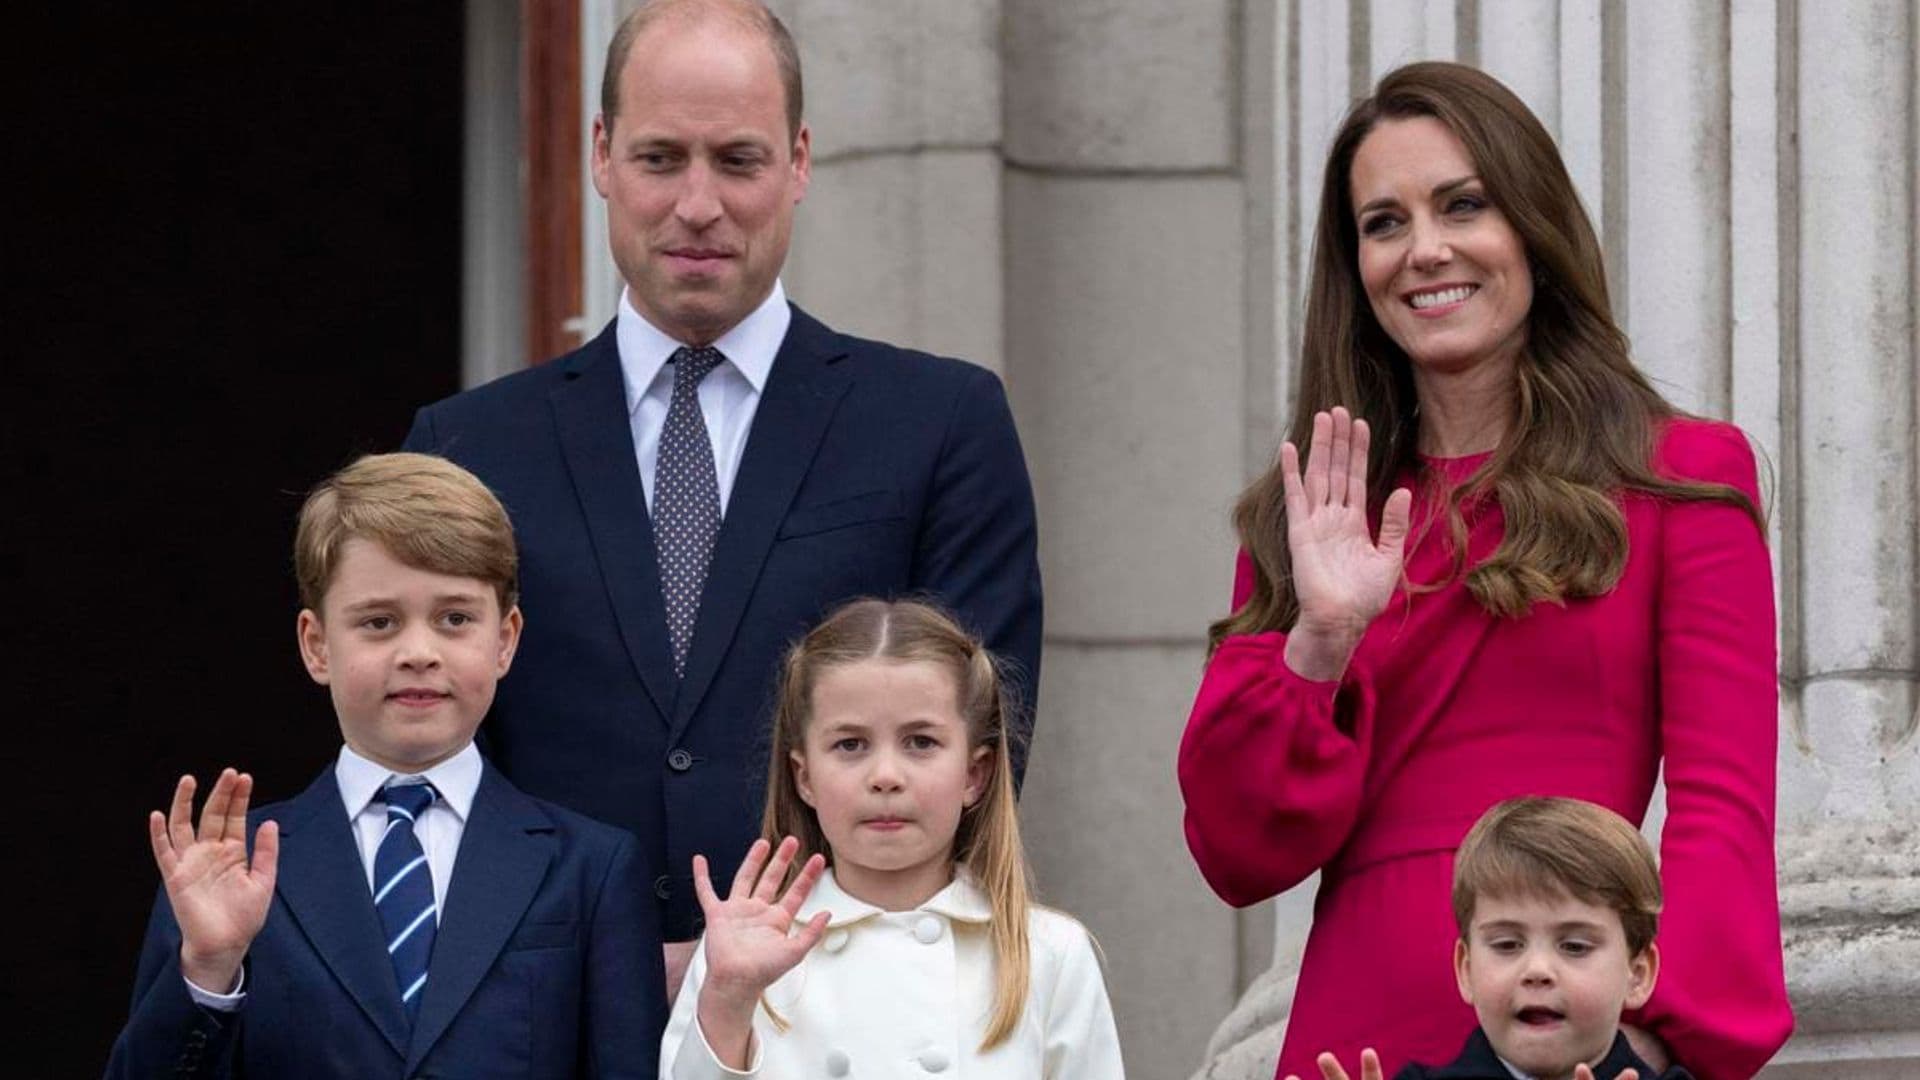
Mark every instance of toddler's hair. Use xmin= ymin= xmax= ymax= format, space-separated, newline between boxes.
xmin=1452 ymin=796 xmax=1662 ymax=955
xmin=294 ymin=452 xmax=519 ymax=613
xmin=762 ymin=597 xmax=1031 ymax=1049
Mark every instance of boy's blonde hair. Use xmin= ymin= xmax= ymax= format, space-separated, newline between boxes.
xmin=1452 ymin=796 xmax=1663 ymax=955
xmin=294 ymin=452 xmax=519 ymax=614
xmin=762 ymin=598 xmax=1032 ymax=1050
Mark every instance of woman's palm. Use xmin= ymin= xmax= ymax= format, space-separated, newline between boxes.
xmin=1281 ymin=408 xmax=1411 ymax=633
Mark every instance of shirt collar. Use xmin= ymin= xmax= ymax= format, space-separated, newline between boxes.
xmin=800 ymin=864 xmax=995 ymax=929
xmin=333 ymin=741 xmax=483 ymax=824
xmin=615 ymin=280 xmax=790 ymax=415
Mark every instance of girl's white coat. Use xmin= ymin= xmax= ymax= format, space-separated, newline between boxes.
xmin=662 ymin=867 xmax=1125 ymax=1078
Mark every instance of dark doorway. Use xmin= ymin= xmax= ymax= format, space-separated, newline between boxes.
xmin=14 ymin=9 xmax=465 ymax=1072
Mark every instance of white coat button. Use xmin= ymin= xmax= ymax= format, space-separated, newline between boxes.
xmin=825 ymin=1049 xmax=850 ymax=1076
xmin=823 ymin=928 xmax=849 ymax=953
xmin=919 ymin=1049 xmax=950 ymax=1072
xmin=912 ymin=915 xmax=944 ymax=944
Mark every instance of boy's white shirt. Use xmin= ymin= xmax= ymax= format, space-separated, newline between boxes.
xmin=661 ymin=865 xmax=1126 ymax=1080
xmin=181 ymin=741 xmax=482 ymax=1010
xmin=335 ymin=740 xmax=481 ymax=912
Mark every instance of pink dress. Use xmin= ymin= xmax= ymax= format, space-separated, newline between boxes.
xmin=1178 ymin=419 xmax=1792 ymax=1080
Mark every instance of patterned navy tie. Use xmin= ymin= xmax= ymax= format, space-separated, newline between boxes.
xmin=654 ymin=345 xmax=725 ymax=676
xmin=374 ymin=781 xmax=439 ymax=1021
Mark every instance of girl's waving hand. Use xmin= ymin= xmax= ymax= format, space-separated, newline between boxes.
xmin=692 ymin=837 xmax=831 ymax=1069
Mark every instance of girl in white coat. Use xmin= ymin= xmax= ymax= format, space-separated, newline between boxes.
xmin=661 ymin=598 xmax=1125 ymax=1079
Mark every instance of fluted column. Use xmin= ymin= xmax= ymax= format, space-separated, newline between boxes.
xmin=1766 ymin=1 xmax=1920 ymax=1074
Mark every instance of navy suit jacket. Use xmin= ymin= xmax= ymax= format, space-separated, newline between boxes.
xmin=402 ymin=306 xmax=1043 ymax=939
xmin=1393 ymin=1027 xmax=1693 ymax=1080
xmin=106 ymin=762 xmax=665 ymax=1079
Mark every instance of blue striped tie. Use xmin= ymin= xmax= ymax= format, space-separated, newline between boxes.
xmin=374 ymin=781 xmax=439 ymax=1021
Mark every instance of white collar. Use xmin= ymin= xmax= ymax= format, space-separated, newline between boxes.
xmin=800 ymin=864 xmax=996 ymax=929
xmin=333 ymin=741 xmax=483 ymax=824
xmin=615 ymin=280 xmax=790 ymax=416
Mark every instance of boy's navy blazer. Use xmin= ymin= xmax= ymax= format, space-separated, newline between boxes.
xmin=402 ymin=306 xmax=1044 ymax=940
xmin=107 ymin=762 xmax=665 ymax=1079
xmin=1392 ymin=1027 xmax=1694 ymax=1080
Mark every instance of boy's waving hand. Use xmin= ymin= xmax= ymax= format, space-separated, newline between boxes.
xmin=148 ymin=767 xmax=279 ymax=994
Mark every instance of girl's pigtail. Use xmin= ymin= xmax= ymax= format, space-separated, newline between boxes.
xmin=961 ymin=645 xmax=1032 ymax=1050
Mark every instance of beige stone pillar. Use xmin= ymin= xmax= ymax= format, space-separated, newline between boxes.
xmin=773 ymin=0 xmax=1005 ymax=372
xmin=1001 ymin=3 xmax=1254 ymax=1076
xmin=1764 ymin=1 xmax=1920 ymax=1074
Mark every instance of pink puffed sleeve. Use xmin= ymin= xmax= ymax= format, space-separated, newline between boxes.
xmin=1631 ymin=421 xmax=1794 ymax=1078
xmin=1177 ymin=550 xmax=1376 ymax=907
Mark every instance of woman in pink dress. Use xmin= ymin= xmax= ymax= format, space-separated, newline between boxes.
xmin=1177 ymin=63 xmax=1791 ymax=1080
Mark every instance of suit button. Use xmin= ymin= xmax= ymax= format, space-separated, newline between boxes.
xmin=654 ymin=874 xmax=673 ymax=900
xmin=919 ymin=1049 xmax=950 ymax=1072
xmin=913 ymin=915 xmax=944 ymax=943
xmin=667 ymin=748 xmax=694 ymax=772
xmin=826 ymin=1048 xmax=851 ymax=1076
xmin=822 ymin=928 xmax=849 ymax=953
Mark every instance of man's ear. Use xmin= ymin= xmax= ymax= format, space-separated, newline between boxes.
xmin=296 ymin=609 xmax=330 ymax=685
xmin=963 ymin=744 xmax=992 ymax=808
xmin=495 ymin=605 xmax=524 ymax=676
xmin=1624 ymin=941 xmax=1660 ymax=1010
xmin=790 ymin=749 xmax=815 ymax=807
xmin=590 ymin=113 xmax=613 ymax=198
xmin=1453 ymin=937 xmax=1474 ymax=1006
xmin=789 ymin=122 xmax=811 ymax=203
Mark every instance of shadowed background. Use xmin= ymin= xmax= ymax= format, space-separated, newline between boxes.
xmin=14 ymin=9 xmax=461 ymax=1074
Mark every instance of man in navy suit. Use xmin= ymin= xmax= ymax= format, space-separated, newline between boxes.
xmin=403 ymin=0 xmax=1042 ymax=994
xmin=108 ymin=453 xmax=664 ymax=1078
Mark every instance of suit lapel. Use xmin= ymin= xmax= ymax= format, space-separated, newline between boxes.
xmin=673 ymin=308 xmax=851 ymax=737
xmin=405 ymin=764 xmax=555 ymax=1073
xmin=270 ymin=769 xmax=410 ymax=1059
xmin=549 ymin=324 xmax=680 ymax=721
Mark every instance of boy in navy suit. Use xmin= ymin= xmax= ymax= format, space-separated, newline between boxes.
xmin=107 ymin=453 xmax=666 ymax=1078
xmin=1298 ymin=798 xmax=1690 ymax=1080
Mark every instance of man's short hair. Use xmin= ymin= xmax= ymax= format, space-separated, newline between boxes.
xmin=294 ymin=452 xmax=519 ymax=614
xmin=600 ymin=0 xmax=804 ymax=139
xmin=1452 ymin=796 xmax=1663 ymax=955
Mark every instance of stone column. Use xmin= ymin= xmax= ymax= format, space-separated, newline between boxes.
xmin=774 ymin=0 xmax=1005 ymax=372
xmin=1765 ymin=1 xmax=1920 ymax=1075
xmin=1002 ymin=2 xmax=1253 ymax=1077
xmin=461 ymin=0 xmax=527 ymax=387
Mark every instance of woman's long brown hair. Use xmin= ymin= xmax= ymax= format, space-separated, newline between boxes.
xmin=761 ymin=598 xmax=1033 ymax=1050
xmin=1211 ymin=62 xmax=1760 ymax=652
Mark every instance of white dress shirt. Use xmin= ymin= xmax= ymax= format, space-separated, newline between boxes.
xmin=662 ymin=866 xmax=1126 ymax=1079
xmin=334 ymin=740 xmax=482 ymax=916
xmin=618 ymin=281 xmax=790 ymax=515
xmin=183 ymin=742 xmax=485 ymax=1010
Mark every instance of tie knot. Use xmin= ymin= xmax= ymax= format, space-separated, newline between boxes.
xmin=671 ymin=345 xmax=725 ymax=388
xmin=381 ymin=781 xmax=438 ymax=819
